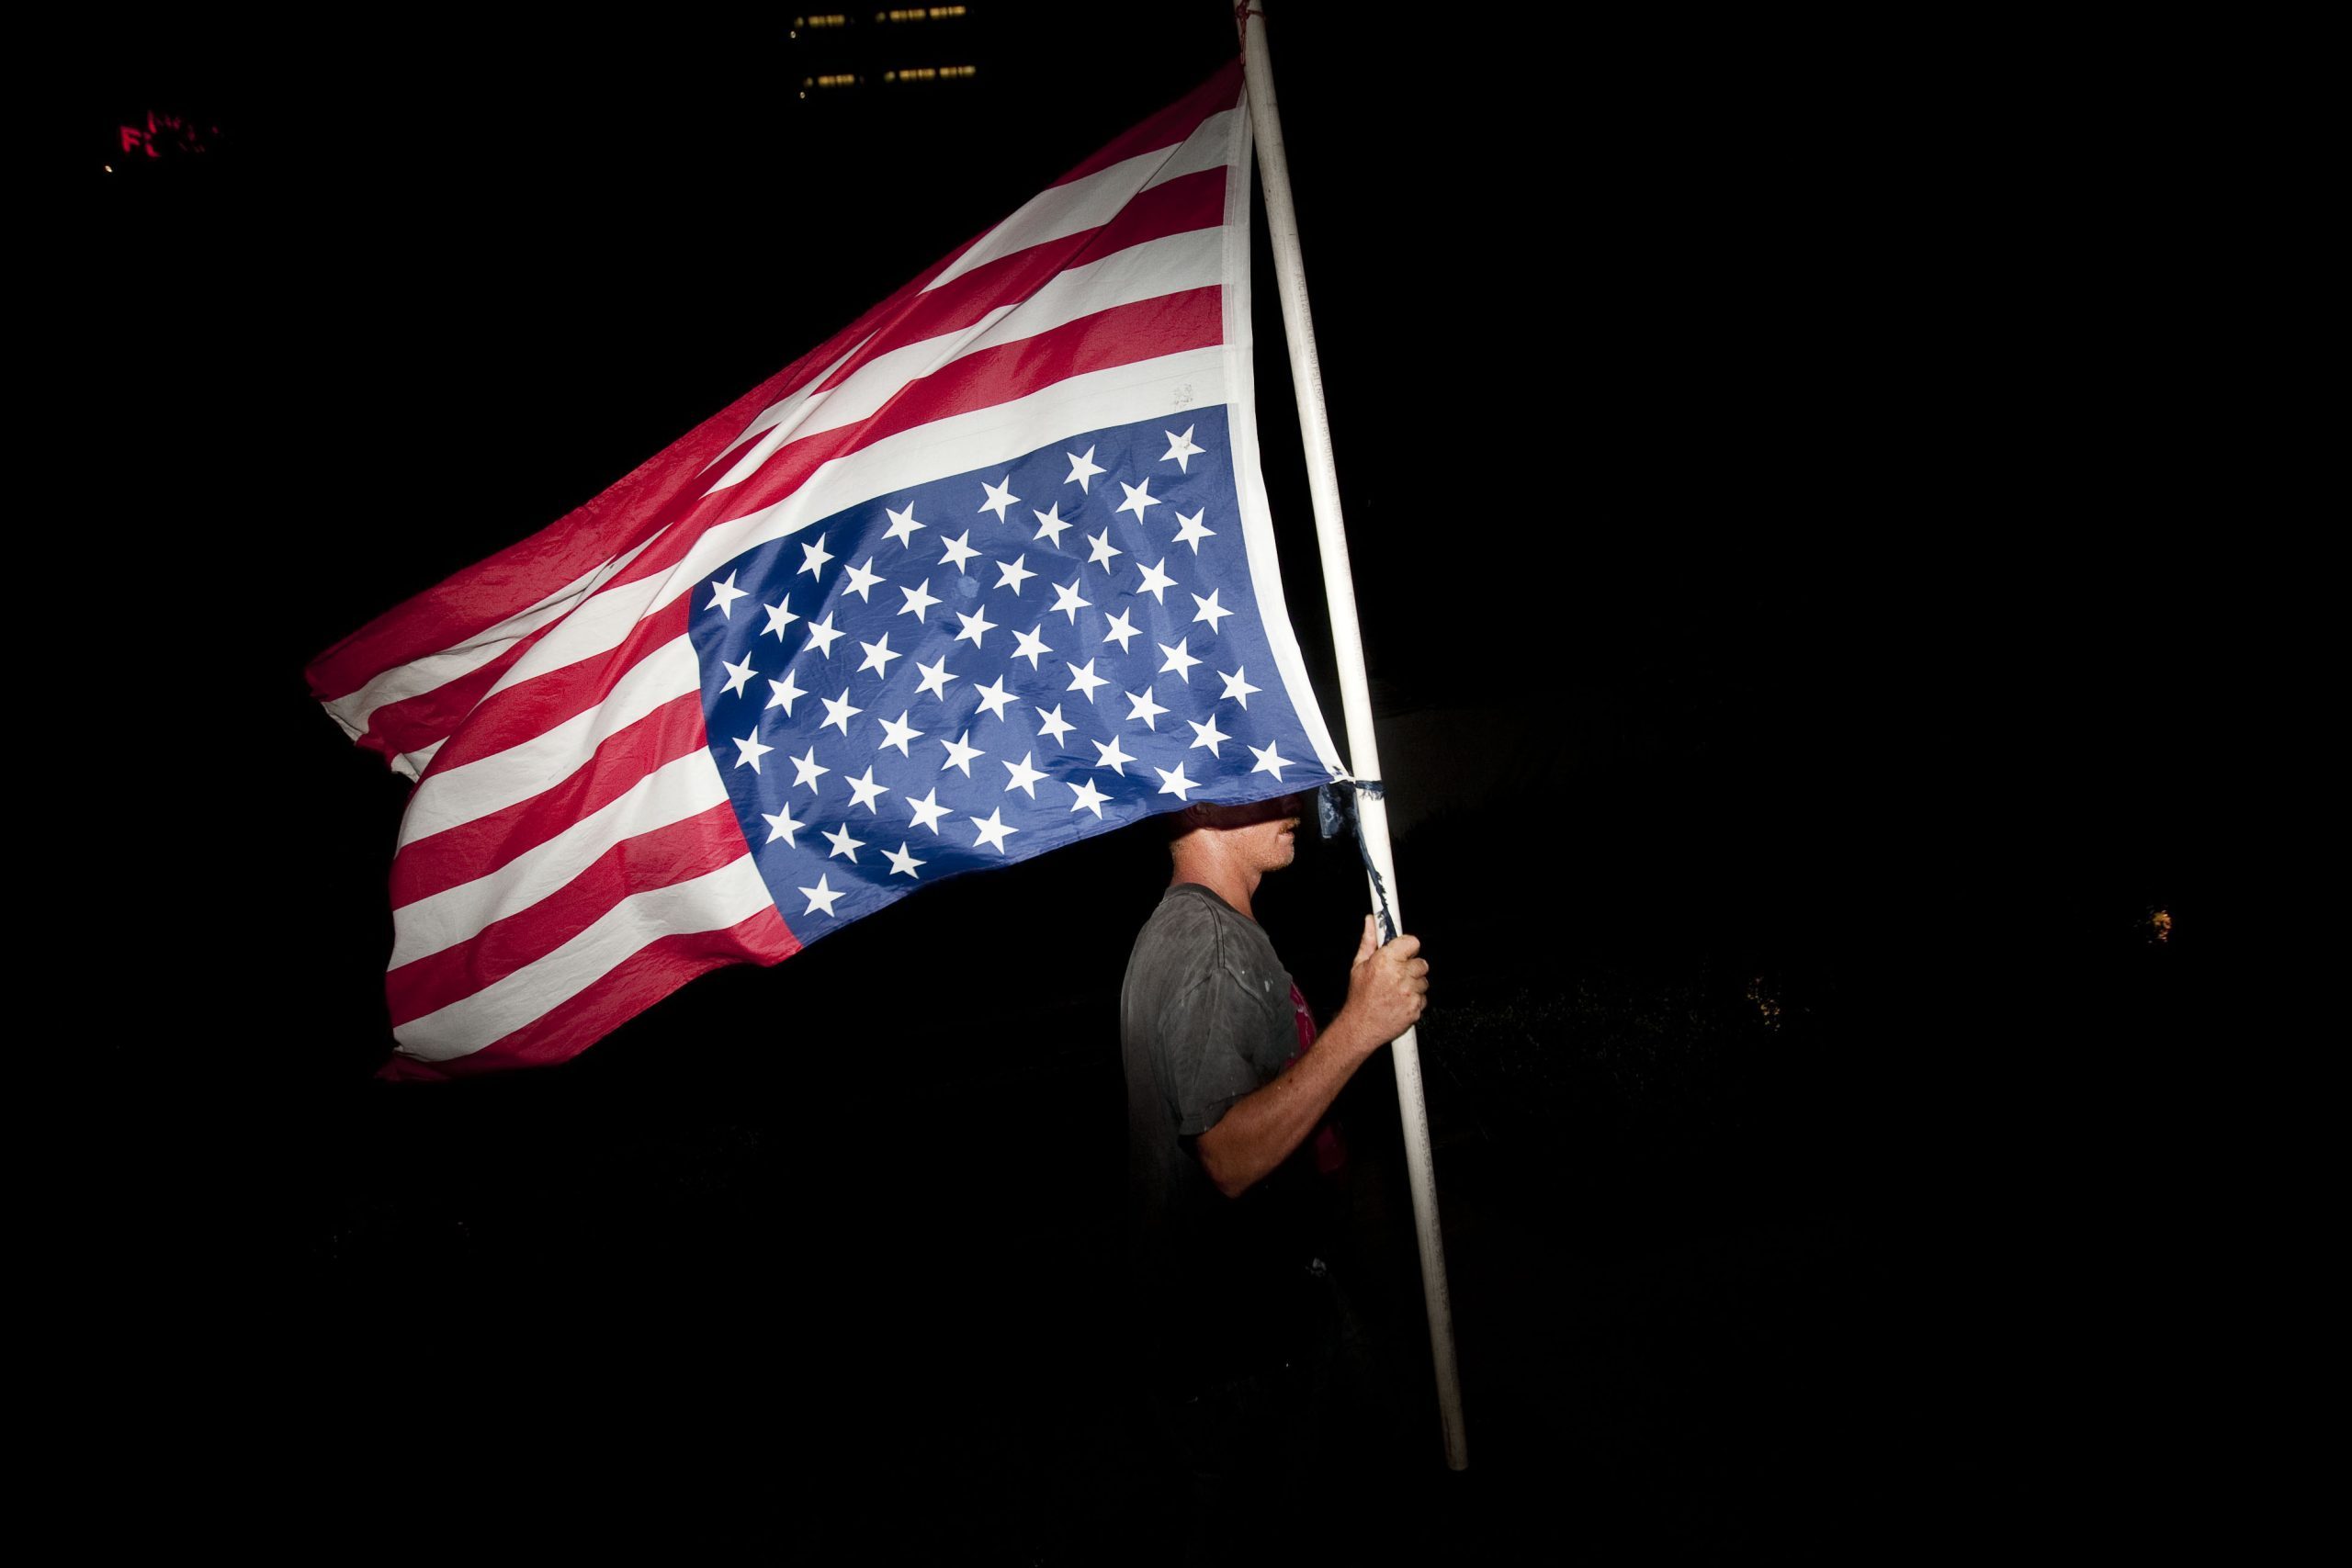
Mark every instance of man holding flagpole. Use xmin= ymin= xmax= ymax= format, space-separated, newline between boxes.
xmin=307 ymin=15 xmax=1465 ymax=1476
xmin=1122 ymin=790 xmax=1427 ymax=1552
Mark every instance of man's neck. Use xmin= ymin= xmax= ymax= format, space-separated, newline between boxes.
xmin=1170 ymin=857 xmax=1261 ymax=922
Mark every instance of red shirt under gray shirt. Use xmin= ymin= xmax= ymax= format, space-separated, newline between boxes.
xmin=1121 ymin=882 xmax=1341 ymax=1396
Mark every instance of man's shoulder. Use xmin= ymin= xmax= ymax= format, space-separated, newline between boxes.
xmin=1126 ymin=884 xmax=1284 ymax=997
xmin=1134 ymin=883 xmax=1261 ymax=957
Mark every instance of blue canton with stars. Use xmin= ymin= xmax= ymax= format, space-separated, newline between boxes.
xmin=688 ymin=406 xmax=1331 ymax=942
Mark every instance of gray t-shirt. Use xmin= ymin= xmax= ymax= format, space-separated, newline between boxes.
xmin=1122 ymin=883 xmax=1325 ymax=1385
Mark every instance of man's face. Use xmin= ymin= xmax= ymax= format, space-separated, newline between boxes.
xmin=1195 ymin=793 xmax=1305 ymax=874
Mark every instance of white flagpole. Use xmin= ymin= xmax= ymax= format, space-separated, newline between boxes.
xmin=1238 ymin=3 xmax=1468 ymax=1472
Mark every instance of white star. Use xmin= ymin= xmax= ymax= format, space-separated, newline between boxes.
xmin=1187 ymin=715 xmax=1229 ymax=756
xmin=761 ymin=595 xmax=799 ymax=640
xmin=1250 ymin=740 xmax=1293 ymax=780
xmin=1125 ymin=686 xmax=1169 ymax=730
xmin=1154 ymin=762 xmax=1199 ymax=800
xmin=1011 ymin=624 xmax=1053 ymax=671
xmin=1191 ymin=589 xmax=1233 ymax=634
xmin=994 ymin=553 xmax=1035 ymax=594
xmin=904 ymin=787 xmax=951 ymax=834
xmin=1219 ymin=666 xmax=1261 ymax=708
xmin=798 ymin=874 xmax=842 ymax=917
xmin=1035 ymin=704 xmax=1077 ymax=746
xmin=1066 ymin=659 xmax=1108 ymax=702
xmin=898 ymin=577 xmax=942 ymax=622
xmin=719 ymin=652 xmax=758 ymax=697
xmin=842 ymin=557 xmax=884 ymax=602
xmin=940 ymin=529 xmax=980 ymax=573
xmin=1116 ymin=479 xmax=1160 ymax=522
xmin=914 ymin=654 xmax=957 ymax=700
xmin=766 ymin=671 xmax=807 ymax=715
xmin=876 ymin=710 xmax=923 ymax=757
xmin=1065 ymin=446 xmax=1104 ymax=493
xmin=1092 ymin=735 xmax=1136 ymax=775
xmin=939 ymin=730 xmax=984 ymax=776
xmin=1068 ymin=777 xmax=1110 ymax=818
xmin=969 ymin=807 xmax=1019 ymax=854
xmin=1171 ymin=508 xmax=1216 ymax=554
xmin=1049 ymin=579 xmax=1091 ymax=623
xmin=954 ymin=606 xmax=997 ymax=649
xmin=844 ymin=765 xmax=888 ymax=813
xmin=732 ymin=730 xmax=774 ymax=773
xmin=856 ymin=634 xmax=901 ymax=679
xmin=797 ymin=533 xmax=833 ymax=579
xmin=973 ymin=675 xmax=1016 ymax=721
xmin=885 ymin=841 xmax=926 ymax=879
xmin=790 ymin=746 xmax=830 ymax=793
xmin=761 ymin=803 xmax=805 ymax=847
xmin=979 ymin=475 xmax=1019 ymax=522
xmin=1159 ymin=638 xmax=1201 ymax=683
xmin=802 ymin=610 xmax=843 ymax=659
xmin=1135 ymin=558 xmax=1177 ymax=604
xmin=1161 ymin=424 xmax=1204 ymax=472
xmin=1086 ymin=528 xmax=1123 ymax=572
xmin=1032 ymin=503 xmax=1073 ymax=547
xmin=1102 ymin=607 xmax=1141 ymax=652
xmin=824 ymin=822 xmax=865 ymax=862
xmin=882 ymin=503 xmax=924 ymax=548
xmin=820 ymin=689 xmax=863 ymax=736
xmin=1002 ymin=751 xmax=1046 ymax=797
xmin=707 ymin=570 xmax=749 ymax=619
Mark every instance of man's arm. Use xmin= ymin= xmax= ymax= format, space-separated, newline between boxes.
xmin=1194 ymin=916 xmax=1428 ymax=1199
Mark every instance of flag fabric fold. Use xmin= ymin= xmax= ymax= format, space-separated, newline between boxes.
xmin=309 ymin=61 xmax=1342 ymax=1079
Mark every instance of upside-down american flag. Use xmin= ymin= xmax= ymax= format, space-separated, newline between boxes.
xmin=309 ymin=62 xmax=1343 ymax=1079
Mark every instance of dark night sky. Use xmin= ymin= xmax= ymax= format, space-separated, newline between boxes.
xmin=65 ymin=6 xmax=2231 ymax=1549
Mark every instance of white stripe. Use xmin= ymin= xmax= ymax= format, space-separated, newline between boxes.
xmin=481 ymin=563 xmax=670 ymax=704
xmin=391 ymin=855 xmax=774 ymax=1062
xmin=708 ymin=107 xmax=1232 ymax=474
xmin=390 ymin=747 xmax=732 ymax=967
xmin=707 ymin=337 xmax=870 ymax=470
xmin=926 ymin=107 xmax=1239 ymax=293
xmin=320 ymin=570 xmax=598 ymax=739
xmin=1212 ymin=98 xmax=1342 ymax=776
xmin=695 ymin=347 xmax=1230 ymax=588
xmin=393 ymin=739 xmax=443 ymax=782
xmin=400 ymin=637 xmax=703 ymax=843
xmin=323 ymin=531 xmax=667 ymax=740
xmin=706 ymin=226 xmax=1225 ymax=496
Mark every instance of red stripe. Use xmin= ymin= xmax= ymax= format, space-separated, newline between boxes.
xmin=376 ymin=905 xmax=800 ymax=1080
xmin=813 ymin=170 xmax=1228 ymax=395
xmin=302 ymin=264 xmax=948 ymax=706
xmin=351 ymin=629 xmax=546 ymax=766
xmin=419 ymin=598 xmax=692 ymax=776
xmin=1049 ymin=60 xmax=1240 ymax=187
xmin=386 ymin=802 xmax=751 ymax=1028
xmin=390 ymin=690 xmax=707 ymax=908
xmin=595 ymin=288 xmax=1226 ymax=602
